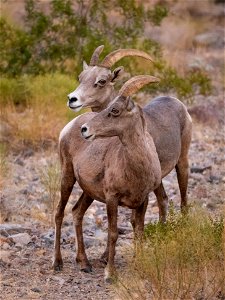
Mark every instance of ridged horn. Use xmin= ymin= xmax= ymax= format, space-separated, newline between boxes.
xmin=89 ymin=45 xmax=104 ymax=66
xmin=119 ymin=75 xmax=160 ymax=97
xmin=100 ymin=49 xmax=154 ymax=68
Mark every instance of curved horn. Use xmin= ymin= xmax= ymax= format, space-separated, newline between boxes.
xmin=100 ymin=49 xmax=154 ymax=68
xmin=89 ymin=45 xmax=104 ymax=66
xmin=119 ymin=75 xmax=160 ymax=97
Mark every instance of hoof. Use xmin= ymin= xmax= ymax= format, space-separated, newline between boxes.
xmin=104 ymin=268 xmax=117 ymax=284
xmin=80 ymin=265 xmax=92 ymax=273
xmin=53 ymin=260 xmax=63 ymax=271
xmin=104 ymin=276 xmax=116 ymax=284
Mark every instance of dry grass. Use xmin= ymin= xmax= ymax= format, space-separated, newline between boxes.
xmin=39 ymin=157 xmax=61 ymax=226
xmin=0 ymin=73 xmax=80 ymax=150
xmin=114 ymin=205 xmax=225 ymax=300
xmin=0 ymin=143 xmax=9 ymax=190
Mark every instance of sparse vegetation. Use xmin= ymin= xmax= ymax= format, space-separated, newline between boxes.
xmin=0 ymin=73 xmax=79 ymax=149
xmin=115 ymin=204 xmax=224 ymax=300
xmin=0 ymin=0 xmax=212 ymax=104
xmin=146 ymin=62 xmax=212 ymax=101
xmin=39 ymin=158 xmax=61 ymax=226
xmin=0 ymin=143 xmax=9 ymax=189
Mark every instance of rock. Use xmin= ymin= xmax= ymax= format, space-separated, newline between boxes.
xmin=188 ymin=57 xmax=214 ymax=72
xmin=0 ymin=250 xmax=11 ymax=263
xmin=95 ymin=229 xmax=107 ymax=241
xmin=14 ymin=158 xmax=25 ymax=166
xmin=41 ymin=230 xmax=54 ymax=245
xmin=23 ymin=149 xmax=34 ymax=158
xmin=118 ymin=226 xmax=132 ymax=235
xmin=11 ymin=232 xmax=31 ymax=246
xmin=208 ymin=175 xmax=222 ymax=183
xmin=190 ymin=173 xmax=205 ymax=182
xmin=31 ymin=287 xmax=41 ymax=293
xmin=0 ymin=223 xmax=32 ymax=237
xmin=52 ymin=276 xmax=65 ymax=286
xmin=191 ymin=165 xmax=212 ymax=174
xmin=194 ymin=30 xmax=225 ymax=49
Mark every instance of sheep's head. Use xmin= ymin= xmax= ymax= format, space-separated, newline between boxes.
xmin=67 ymin=46 xmax=154 ymax=112
xmin=81 ymin=75 xmax=159 ymax=141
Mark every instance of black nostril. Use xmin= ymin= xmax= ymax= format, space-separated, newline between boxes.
xmin=81 ymin=126 xmax=87 ymax=133
xmin=69 ymin=97 xmax=78 ymax=102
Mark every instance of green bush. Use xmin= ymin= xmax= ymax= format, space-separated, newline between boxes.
xmin=0 ymin=0 xmax=212 ymax=100
xmin=0 ymin=73 xmax=76 ymax=108
xmin=0 ymin=77 xmax=31 ymax=106
xmin=0 ymin=0 xmax=168 ymax=76
xmin=115 ymin=205 xmax=224 ymax=299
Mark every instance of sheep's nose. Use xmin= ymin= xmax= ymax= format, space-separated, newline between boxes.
xmin=69 ymin=96 xmax=78 ymax=102
xmin=81 ymin=125 xmax=87 ymax=133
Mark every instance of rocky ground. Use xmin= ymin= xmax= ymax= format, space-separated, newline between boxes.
xmin=1 ymin=91 xmax=224 ymax=299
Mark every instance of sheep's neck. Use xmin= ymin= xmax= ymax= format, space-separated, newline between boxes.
xmin=91 ymin=89 xmax=117 ymax=112
xmin=120 ymin=124 xmax=152 ymax=175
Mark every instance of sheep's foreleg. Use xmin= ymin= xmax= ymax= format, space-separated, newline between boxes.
xmin=104 ymin=200 xmax=118 ymax=283
xmin=53 ymin=168 xmax=75 ymax=271
xmin=72 ymin=193 xmax=93 ymax=272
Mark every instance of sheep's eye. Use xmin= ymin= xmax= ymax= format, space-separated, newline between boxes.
xmin=107 ymin=112 xmax=111 ymax=117
xmin=94 ymin=83 xmax=98 ymax=88
xmin=111 ymin=107 xmax=120 ymax=116
xmin=98 ymin=79 xmax=106 ymax=85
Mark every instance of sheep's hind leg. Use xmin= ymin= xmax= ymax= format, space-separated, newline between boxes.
xmin=72 ymin=193 xmax=94 ymax=273
xmin=154 ymin=182 xmax=168 ymax=223
xmin=53 ymin=165 xmax=75 ymax=271
xmin=176 ymin=156 xmax=189 ymax=213
xmin=133 ymin=198 xmax=148 ymax=238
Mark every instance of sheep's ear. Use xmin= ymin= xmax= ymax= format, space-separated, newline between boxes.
xmin=111 ymin=66 xmax=124 ymax=82
xmin=83 ymin=61 xmax=88 ymax=70
xmin=126 ymin=97 xmax=135 ymax=111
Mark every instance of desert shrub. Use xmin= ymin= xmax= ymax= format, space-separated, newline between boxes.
xmin=0 ymin=73 xmax=78 ymax=149
xmin=0 ymin=0 xmax=168 ymax=76
xmin=115 ymin=205 xmax=224 ymax=299
xmin=145 ymin=61 xmax=212 ymax=100
xmin=0 ymin=0 xmax=212 ymax=100
xmin=39 ymin=159 xmax=61 ymax=226
xmin=0 ymin=143 xmax=9 ymax=188
xmin=0 ymin=76 xmax=31 ymax=106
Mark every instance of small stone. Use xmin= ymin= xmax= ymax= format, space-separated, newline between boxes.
xmin=0 ymin=250 xmax=11 ymax=263
xmin=52 ymin=276 xmax=65 ymax=286
xmin=14 ymin=158 xmax=25 ymax=166
xmin=2 ymin=243 xmax=10 ymax=250
xmin=23 ymin=149 xmax=34 ymax=158
xmin=31 ymin=287 xmax=41 ymax=293
xmin=0 ymin=223 xmax=32 ymax=236
xmin=11 ymin=232 xmax=31 ymax=246
xmin=194 ymin=30 xmax=224 ymax=49
xmin=95 ymin=229 xmax=107 ymax=240
xmin=84 ymin=237 xmax=96 ymax=248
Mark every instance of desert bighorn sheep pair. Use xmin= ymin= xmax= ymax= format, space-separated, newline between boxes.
xmin=53 ymin=46 xmax=192 ymax=282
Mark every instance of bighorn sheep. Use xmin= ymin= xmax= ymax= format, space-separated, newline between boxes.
xmin=53 ymin=46 xmax=192 ymax=278
xmin=55 ymin=76 xmax=162 ymax=281
xmin=67 ymin=45 xmax=192 ymax=221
